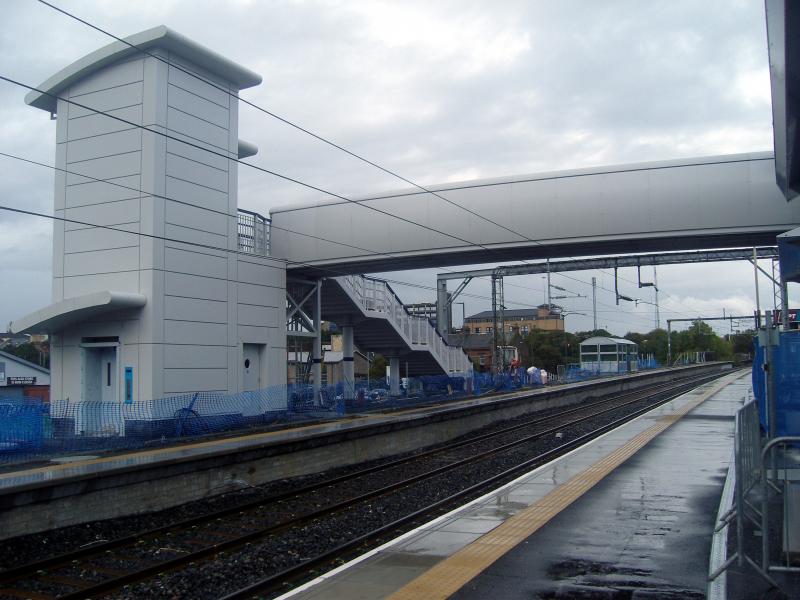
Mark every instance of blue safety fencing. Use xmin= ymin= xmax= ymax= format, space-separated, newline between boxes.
xmin=752 ymin=331 xmax=800 ymax=436
xmin=0 ymin=359 xmax=664 ymax=466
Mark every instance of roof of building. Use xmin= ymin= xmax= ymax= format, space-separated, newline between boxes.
xmin=0 ymin=332 xmax=30 ymax=342
xmin=580 ymin=336 xmax=638 ymax=346
xmin=0 ymin=349 xmax=50 ymax=375
xmin=445 ymin=333 xmax=494 ymax=350
xmin=465 ymin=307 xmax=560 ymax=321
xmin=26 ymin=25 xmax=262 ymax=113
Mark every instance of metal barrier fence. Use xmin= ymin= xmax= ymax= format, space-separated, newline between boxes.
xmin=237 ymin=208 xmax=270 ymax=256
xmin=761 ymin=436 xmax=800 ymax=577
xmin=709 ymin=400 xmax=771 ymax=585
xmin=0 ymin=361 xmax=664 ymax=467
xmin=710 ymin=399 xmax=800 ymax=591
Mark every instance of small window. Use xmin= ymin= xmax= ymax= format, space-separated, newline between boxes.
xmin=106 ymin=362 xmax=111 ymax=387
xmin=244 ymin=358 xmax=251 ymax=369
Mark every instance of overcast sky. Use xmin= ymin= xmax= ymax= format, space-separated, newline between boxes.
xmin=0 ymin=0 xmax=787 ymax=336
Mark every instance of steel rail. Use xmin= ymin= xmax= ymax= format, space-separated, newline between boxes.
xmin=220 ymin=370 xmax=734 ymax=599
xmin=0 ymin=370 xmax=729 ymax=599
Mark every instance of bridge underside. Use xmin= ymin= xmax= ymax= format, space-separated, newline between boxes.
xmin=270 ymin=152 xmax=800 ymax=276
xmin=294 ymin=230 xmax=781 ymax=276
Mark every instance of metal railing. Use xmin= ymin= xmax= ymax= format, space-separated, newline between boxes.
xmin=710 ymin=397 xmax=800 ymax=592
xmin=709 ymin=399 xmax=774 ymax=588
xmin=336 ymin=275 xmax=472 ymax=375
xmin=237 ymin=208 xmax=270 ymax=256
xmin=761 ymin=436 xmax=800 ymax=576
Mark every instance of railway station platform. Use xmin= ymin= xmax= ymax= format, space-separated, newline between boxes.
xmin=279 ymin=369 xmax=752 ymax=600
xmin=0 ymin=363 xmax=727 ymax=540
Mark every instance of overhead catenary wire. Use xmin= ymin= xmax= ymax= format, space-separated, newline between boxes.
xmin=31 ymin=0 xmax=712 ymax=317
xmin=0 ymin=199 xmax=663 ymax=331
xmin=0 ymin=149 xmax=554 ymax=302
xmin=0 ymin=145 xmax=703 ymax=326
xmin=0 ymin=69 xmax=707 ymax=317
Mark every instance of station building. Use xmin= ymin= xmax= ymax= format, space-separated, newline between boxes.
xmin=0 ymin=350 xmax=51 ymax=401
xmin=11 ymin=27 xmax=287 ymax=428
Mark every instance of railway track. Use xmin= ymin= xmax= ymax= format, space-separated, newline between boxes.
xmin=0 ymin=370 xmax=732 ymax=600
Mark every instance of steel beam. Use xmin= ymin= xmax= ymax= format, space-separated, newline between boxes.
xmin=436 ymin=247 xmax=779 ymax=282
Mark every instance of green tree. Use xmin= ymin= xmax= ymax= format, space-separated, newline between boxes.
xmin=2 ymin=343 xmax=49 ymax=368
xmin=368 ymin=353 xmax=388 ymax=380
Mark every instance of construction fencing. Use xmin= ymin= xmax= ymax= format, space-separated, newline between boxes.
xmin=0 ymin=362 xmax=661 ymax=466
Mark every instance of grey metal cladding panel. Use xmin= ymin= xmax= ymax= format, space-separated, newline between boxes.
xmin=166 ymin=136 xmax=229 ymax=171
xmin=507 ymin=177 xmax=560 ymax=240
xmin=237 ymin=258 xmax=284 ymax=286
xmin=166 ymin=175 xmax=228 ymax=213
xmin=238 ymin=325 xmax=273 ymax=341
xmin=362 ymin=197 xmax=436 ymax=254
xmin=168 ymin=83 xmax=229 ymax=128
xmin=62 ymin=272 xmax=140 ymax=298
xmin=647 ymin=166 xmax=700 ymax=231
xmin=163 ymin=344 xmax=228 ymax=369
xmin=66 ymin=175 xmax=141 ymax=208
xmin=164 ymin=367 xmax=228 ymax=393
xmin=66 ymin=107 xmax=142 ymax=141
xmin=237 ymin=282 xmax=282 ymax=306
xmin=165 ymin=245 xmax=228 ymax=279
xmin=68 ymin=57 xmax=144 ymax=98
xmin=595 ymin=170 xmax=652 ymax=236
xmin=165 ymin=271 xmax=228 ymax=301
xmin=65 ymin=128 xmax=142 ymax=163
xmin=165 ymin=295 xmax=228 ymax=323
xmin=164 ymin=240 xmax=227 ymax=261
xmin=166 ymin=106 xmax=229 ymax=150
xmin=65 ymin=152 xmax=142 ymax=185
xmin=64 ymin=225 xmax=139 ymax=252
xmin=164 ymin=223 xmax=228 ymax=250
xmin=166 ymin=152 xmax=228 ymax=192
xmin=67 ymin=81 xmax=143 ymax=119
xmin=303 ymin=203 xmax=354 ymax=260
xmin=694 ymin=161 xmax=753 ymax=228
xmin=440 ymin=186 xmax=510 ymax=245
xmin=168 ymin=63 xmax=230 ymax=108
xmin=238 ymin=303 xmax=276 ymax=327
xmin=165 ymin=199 xmax=228 ymax=236
xmin=63 ymin=246 xmax=140 ymax=275
xmin=64 ymin=199 xmax=141 ymax=230
xmin=165 ymin=319 xmax=228 ymax=345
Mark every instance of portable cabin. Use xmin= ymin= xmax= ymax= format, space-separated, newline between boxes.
xmin=579 ymin=336 xmax=639 ymax=374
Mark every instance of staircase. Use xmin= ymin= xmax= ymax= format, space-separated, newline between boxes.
xmin=323 ymin=275 xmax=472 ymax=377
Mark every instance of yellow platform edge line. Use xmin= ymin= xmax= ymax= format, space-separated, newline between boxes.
xmin=386 ymin=373 xmax=738 ymax=600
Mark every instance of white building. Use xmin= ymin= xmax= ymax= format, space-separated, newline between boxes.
xmin=579 ymin=336 xmax=639 ymax=374
xmin=0 ymin=350 xmax=51 ymax=400
xmin=12 ymin=27 xmax=287 ymax=418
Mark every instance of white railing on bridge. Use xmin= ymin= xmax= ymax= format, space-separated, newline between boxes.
xmin=336 ymin=275 xmax=472 ymax=375
xmin=238 ymin=208 xmax=270 ymax=256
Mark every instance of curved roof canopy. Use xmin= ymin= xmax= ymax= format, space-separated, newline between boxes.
xmin=26 ymin=25 xmax=262 ymax=113
xmin=11 ymin=291 xmax=147 ymax=334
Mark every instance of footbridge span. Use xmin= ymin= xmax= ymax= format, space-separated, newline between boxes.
xmin=271 ymin=152 xmax=800 ymax=276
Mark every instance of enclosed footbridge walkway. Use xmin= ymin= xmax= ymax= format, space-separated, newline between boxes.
xmin=270 ymin=152 xmax=800 ymax=276
xmin=322 ymin=275 xmax=471 ymax=376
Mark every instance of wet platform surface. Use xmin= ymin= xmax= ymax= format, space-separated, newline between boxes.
xmin=280 ymin=370 xmax=747 ymax=600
